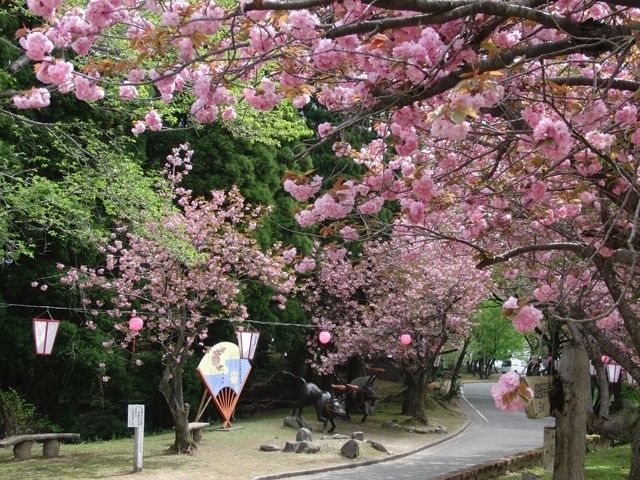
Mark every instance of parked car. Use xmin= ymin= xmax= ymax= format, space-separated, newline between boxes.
xmin=500 ymin=358 xmax=527 ymax=374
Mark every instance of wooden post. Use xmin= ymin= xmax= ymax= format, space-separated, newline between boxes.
xmin=553 ymin=346 xmax=589 ymax=480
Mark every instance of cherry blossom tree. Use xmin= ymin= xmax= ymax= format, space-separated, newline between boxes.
xmin=10 ymin=0 xmax=640 ymax=474
xmin=60 ymin=145 xmax=296 ymax=452
xmin=302 ymin=236 xmax=491 ymax=422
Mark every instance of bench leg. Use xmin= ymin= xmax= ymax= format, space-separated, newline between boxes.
xmin=192 ymin=429 xmax=203 ymax=443
xmin=43 ymin=439 xmax=61 ymax=458
xmin=13 ymin=441 xmax=34 ymax=460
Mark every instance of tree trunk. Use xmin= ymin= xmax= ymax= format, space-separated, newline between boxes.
xmin=630 ymin=418 xmax=640 ymax=480
xmin=553 ymin=346 xmax=589 ymax=480
xmin=158 ymin=362 xmax=193 ymax=453
xmin=347 ymin=355 xmax=366 ymax=382
xmin=448 ymin=337 xmax=470 ymax=398
xmin=401 ymin=369 xmax=429 ymax=424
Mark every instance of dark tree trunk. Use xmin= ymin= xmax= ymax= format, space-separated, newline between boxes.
xmin=630 ymin=418 xmax=640 ymax=480
xmin=553 ymin=346 xmax=589 ymax=480
xmin=158 ymin=362 xmax=193 ymax=453
xmin=448 ymin=337 xmax=470 ymax=398
xmin=347 ymin=356 xmax=366 ymax=382
xmin=401 ymin=369 xmax=429 ymax=424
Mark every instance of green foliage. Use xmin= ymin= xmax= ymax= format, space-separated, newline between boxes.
xmin=0 ymin=388 xmax=60 ymax=436
xmin=470 ymin=300 xmax=526 ymax=361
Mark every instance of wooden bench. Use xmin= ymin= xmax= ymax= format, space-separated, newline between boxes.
xmin=0 ymin=433 xmax=80 ymax=460
xmin=188 ymin=422 xmax=209 ymax=442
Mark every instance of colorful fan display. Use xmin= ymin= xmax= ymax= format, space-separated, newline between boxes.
xmin=196 ymin=342 xmax=251 ymax=428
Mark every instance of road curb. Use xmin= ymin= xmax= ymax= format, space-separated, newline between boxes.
xmin=252 ymin=416 xmax=472 ymax=480
xmin=430 ymin=448 xmax=543 ymax=480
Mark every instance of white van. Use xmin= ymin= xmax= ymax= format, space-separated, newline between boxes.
xmin=500 ymin=358 xmax=526 ymax=374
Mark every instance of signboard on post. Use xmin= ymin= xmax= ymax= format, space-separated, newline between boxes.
xmin=524 ymin=376 xmax=553 ymax=419
xmin=127 ymin=404 xmax=145 ymax=472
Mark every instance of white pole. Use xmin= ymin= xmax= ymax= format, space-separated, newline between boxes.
xmin=128 ymin=404 xmax=145 ymax=473
xmin=133 ymin=426 xmax=144 ymax=472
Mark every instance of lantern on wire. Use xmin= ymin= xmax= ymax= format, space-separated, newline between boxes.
xmin=319 ymin=330 xmax=331 ymax=345
xmin=400 ymin=333 xmax=412 ymax=346
xmin=128 ymin=316 xmax=144 ymax=352
xmin=606 ymin=363 xmax=622 ymax=384
xmin=33 ymin=312 xmax=60 ymax=356
xmin=236 ymin=327 xmax=260 ymax=361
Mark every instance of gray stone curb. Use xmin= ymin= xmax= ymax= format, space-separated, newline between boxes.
xmin=430 ymin=448 xmax=543 ymax=480
xmin=252 ymin=417 xmax=471 ymax=480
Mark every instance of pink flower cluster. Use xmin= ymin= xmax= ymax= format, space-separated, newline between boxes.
xmin=295 ymin=257 xmax=316 ymax=274
xmin=491 ymin=372 xmax=532 ymax=412
xmin=532 ymin=117 xmax=574 ymax=160
xmin=13 ymin=88 xmax=51 ymax=109
xmin=283 ymin=175 xmax=323 ymax=202
xmin=243 ymin=78 xmax=281 ymax=111
xmin=27 ymin=0 xmax=62 ymax=18
xmin=282 ymin=10 xmax=319 ymax=40
xmin=20 ymin=32 xmax=54 ymax=61
xmin=512 ymin=305 xmax=543 ymax=332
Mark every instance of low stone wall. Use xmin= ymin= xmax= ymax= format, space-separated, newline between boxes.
xmin=430 ymin=448 xmax=543 ymax=480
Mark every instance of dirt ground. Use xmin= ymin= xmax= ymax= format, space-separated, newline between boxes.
xmin=111 ymin=400 xmax=468 ymax=480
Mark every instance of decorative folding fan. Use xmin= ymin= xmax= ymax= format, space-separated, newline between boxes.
xmin=196 ymin=341 xmax=251 ymax=428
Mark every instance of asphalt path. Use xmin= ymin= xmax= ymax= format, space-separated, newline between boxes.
xmin=285 ymin=382 xmax=554 ymax=480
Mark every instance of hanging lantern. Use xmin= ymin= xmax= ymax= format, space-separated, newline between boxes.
xmin=399 ymin=333 xmax=412 ymax=346
xmin=236 ymin=327 xmax=260 ymax=360
xmin=33 ymin=314 xmax=60 ymax=356
xmin=606 ymin=363 xmax=622 ymax=383
xmin=319 ymin=331 xmax=331 ymax=344
xmin=129 ymin=316 xmax=144 ymax=332
xmin=626 ymin=371 xmax=637 ymax=386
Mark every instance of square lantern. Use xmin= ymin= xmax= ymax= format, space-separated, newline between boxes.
xmin=626 ymin=371 xmax=637 ymax=386
xmin=236 ymin=328 xmax=260 ymax=361
xmin=606 ymin=363 xmax=622 ymax=383
xmin=33 ymin=316 xmax=60 ymax=355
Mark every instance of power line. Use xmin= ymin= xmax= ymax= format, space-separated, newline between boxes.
xmin=0 ymin=302 xmax=318 ymax=329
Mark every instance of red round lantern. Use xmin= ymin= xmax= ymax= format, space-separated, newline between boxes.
xmin=319 ymin=331 xmax=331 ymax=344
xmin=400 ymin=333 xmax=412 ymax=346
xmin=129 ymin=316 xmax=144 ymax=332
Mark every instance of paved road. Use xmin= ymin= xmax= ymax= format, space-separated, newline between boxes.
xmin=286 ymin=382 xmax=554 ymax=480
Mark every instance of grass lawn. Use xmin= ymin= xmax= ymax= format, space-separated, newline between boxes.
xmin=495 ymin=444 xmax=631 ymax=480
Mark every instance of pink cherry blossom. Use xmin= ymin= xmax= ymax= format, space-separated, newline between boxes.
xmin=19 ymin=32 xmax=54 ymax=61
xmin=12 ymin=88 xmax=51 ymax=109
xmin=144 ymin=110 xmax=163 ymax=131
xmin=295 ymin=257 xmax=317 ymax=273
xmin=512 ymin=305 xmax=543 ymax=333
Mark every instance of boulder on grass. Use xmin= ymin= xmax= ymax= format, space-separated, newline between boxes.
xmin=341 ymin=439 xmax=360 ymax=459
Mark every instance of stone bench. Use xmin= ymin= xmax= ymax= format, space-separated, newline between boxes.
xmin=188 ymin=422 xmax=209 ymax=442
xmin=0 ymin=433 xmax=80 ymax=460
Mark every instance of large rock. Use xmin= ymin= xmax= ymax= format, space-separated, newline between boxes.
xmin=296 ymin=428 xmax=313 ymax=442
xmin=522 ymin=472 xmax=542 ymax=480
xmin=367 ymin=440 xmax=390 ymax=454
xmin=283 ymin=416 xmax=313 ymax=430
xmin=295 ymin=441 xmax=310 ymax=453
xmin=259 ymin=444 xmax=280 ymax=452
xmin=304 ymin=443 xmax=321 ymax=454
xmin=382 ymin=420 xmax=402 ymax=430
xmin=340 ymin=439 xmax=360 ymax=459
xmin=283 ymin=441 xmax=298 ymax=453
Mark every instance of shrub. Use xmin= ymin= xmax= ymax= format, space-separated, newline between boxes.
xmin=0 ymin=388 xmax=59 ymax=436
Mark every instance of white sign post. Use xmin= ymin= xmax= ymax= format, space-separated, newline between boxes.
xmin=127 ymin=404 xmax=145 ymax=472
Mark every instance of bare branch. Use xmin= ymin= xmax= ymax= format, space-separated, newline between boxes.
xmin=548 ymin=76 xmax=640 ymax=92
xmin=475 ymin=242 xmax=590 ymax=269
